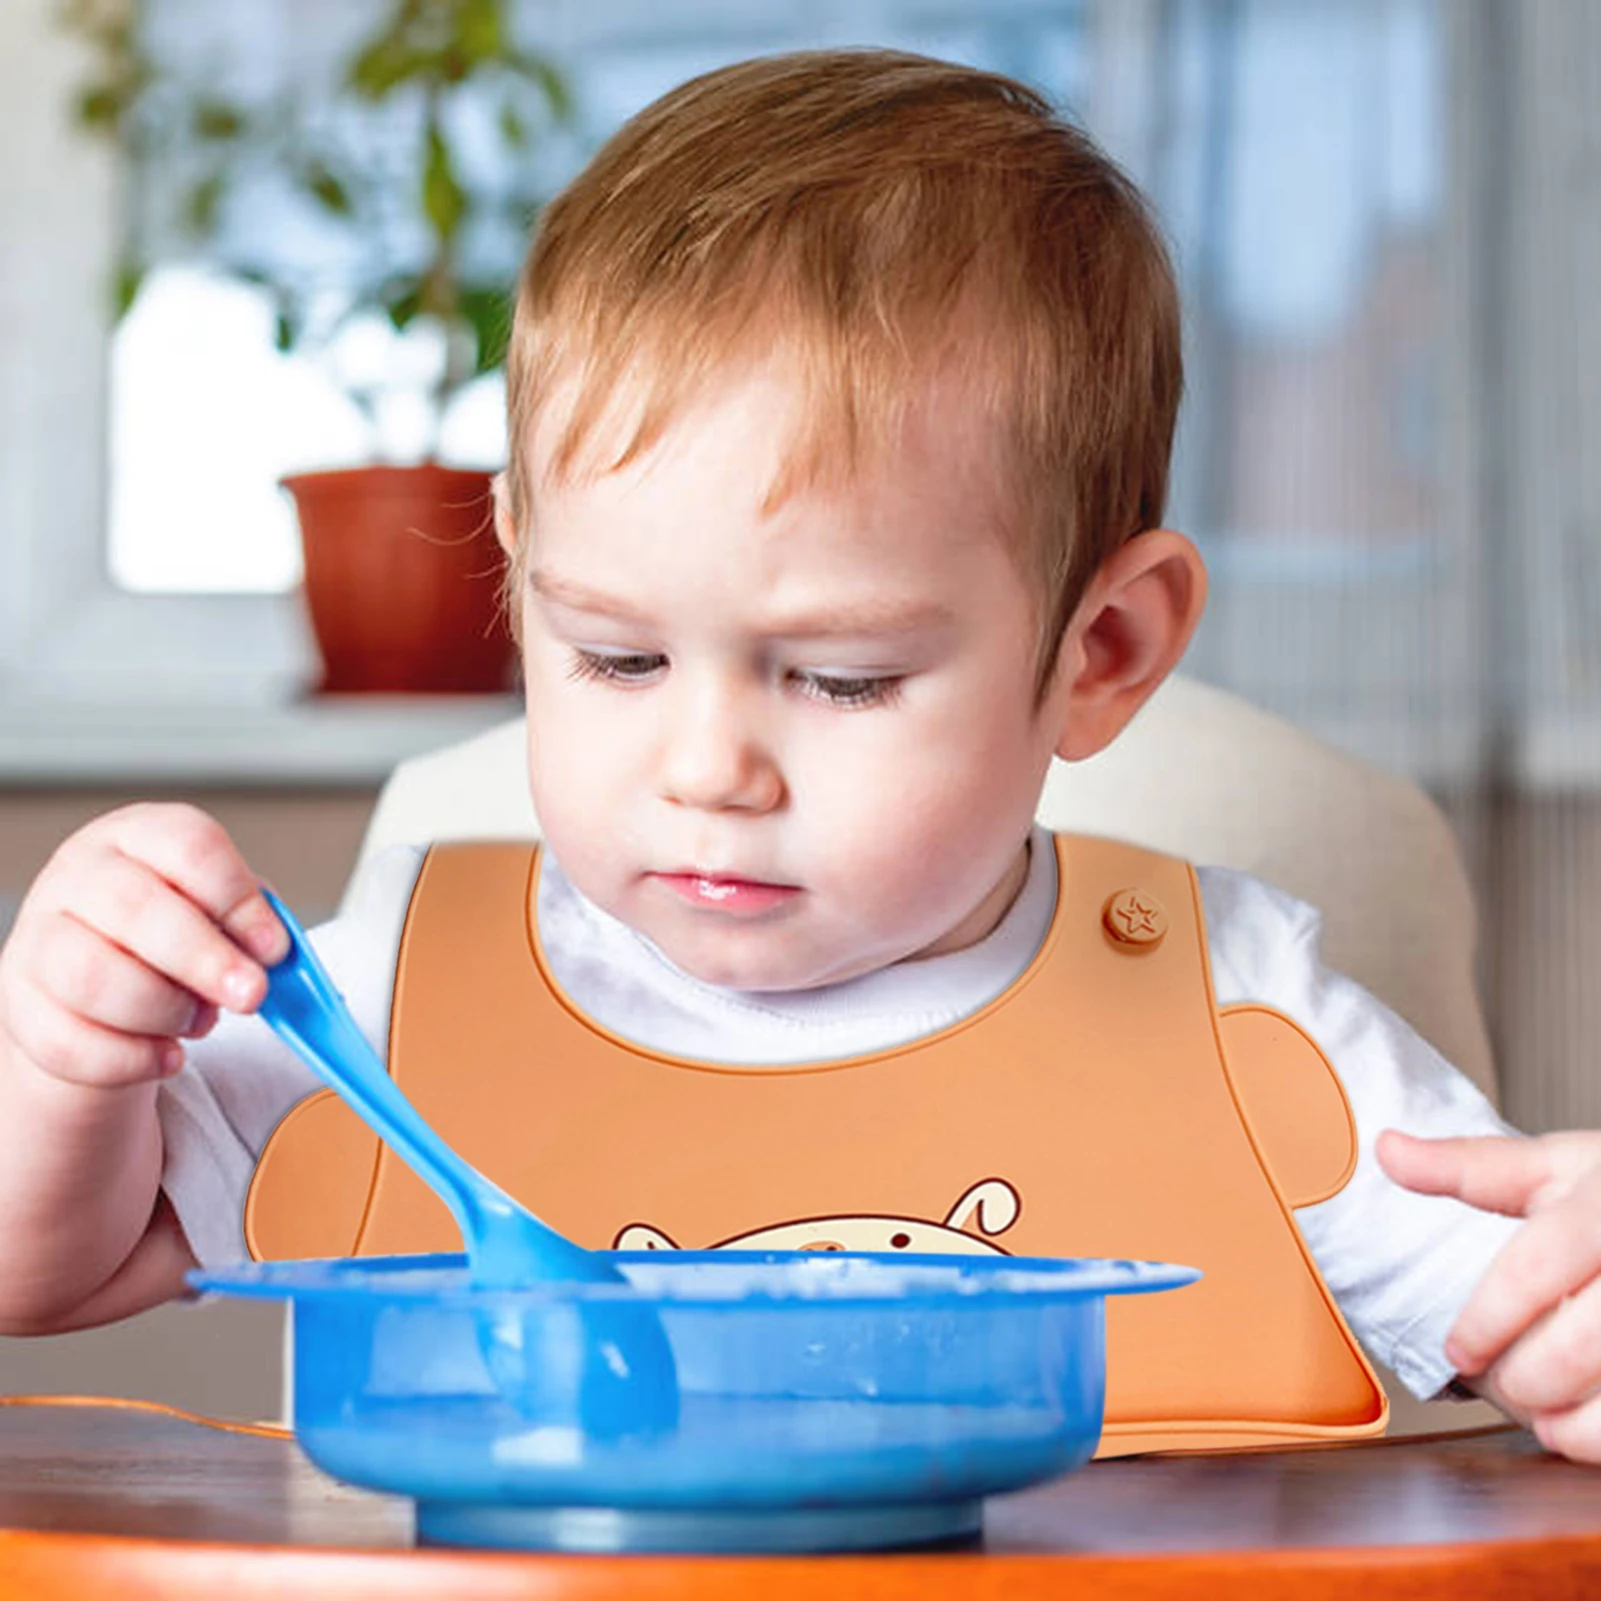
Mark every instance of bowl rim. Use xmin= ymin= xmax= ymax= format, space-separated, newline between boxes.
xmin=189 ymin=1248 xmax=1200 ymax=1309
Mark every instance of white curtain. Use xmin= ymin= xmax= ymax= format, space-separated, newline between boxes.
xmin=1092 ymin=1 xmax=1601 ymax=1132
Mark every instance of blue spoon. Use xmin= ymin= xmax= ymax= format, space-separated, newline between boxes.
xmin=254 ymin=887 xmax=678 ymax=1432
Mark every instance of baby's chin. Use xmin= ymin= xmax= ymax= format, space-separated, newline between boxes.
xmin=641 ymin=919 xmax=894 ymax=995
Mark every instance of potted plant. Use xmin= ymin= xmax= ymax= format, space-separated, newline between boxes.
xmin=61 ymin=0 xmax=574 ymax=692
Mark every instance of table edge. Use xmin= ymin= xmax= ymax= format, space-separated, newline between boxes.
xmin=6 ymin=1522 xmax=1601 ymax=1601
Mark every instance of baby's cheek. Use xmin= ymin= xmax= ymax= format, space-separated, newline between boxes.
xmin=526 ymin=737 xmax=619 ymax=873
xmin=834 ymin=749 xmax=1033 ymax=924
xmin=820 ymin=784 xmax=968 ymax=921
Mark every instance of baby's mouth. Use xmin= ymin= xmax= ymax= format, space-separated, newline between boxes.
xmin=649 ymin=870 xmax=801 ymax=916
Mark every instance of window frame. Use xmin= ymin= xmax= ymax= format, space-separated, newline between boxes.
xmin=0 ymin=10 xmax=514 ymax=785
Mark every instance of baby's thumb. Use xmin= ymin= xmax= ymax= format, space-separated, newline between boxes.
xmin=1376 ymin=1128 xmax=1551 ymax=1218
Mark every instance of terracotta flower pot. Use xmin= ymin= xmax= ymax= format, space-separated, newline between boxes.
xmin=281 ymin=463 xmax=517 ymax=694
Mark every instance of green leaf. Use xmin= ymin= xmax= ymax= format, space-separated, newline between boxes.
xmin=113 ymin=259 xmax=144 ymax=319
xmin=498 ymin=100 xmax=527 ymax=148
xmin=385 ymin=284 xmax=424 ymax=330
xmin=192 ymin=98 xmax=245 ymax=141
xmin=302 ymin=162 xmax=353 ymax=215
xmin=346 ymin=38 xmax=432 ymax=99
xmin=457 ymin=284 xmax=510 ymax=374
xmin=455 ymin=0 xmax=503 ymax=64
xmin=422 ymin=121 xmax=466 ymax=242
xmin=510 ymin=52 xmax=573 ymax=121
xmin=184 ymin=171 xmax=227 ymax=235
xmin=75 ymin=83 xmax=125 ymax=129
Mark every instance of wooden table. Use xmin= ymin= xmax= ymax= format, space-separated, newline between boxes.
xmin=4 ymin=1400 xmax=1601 ymax=1598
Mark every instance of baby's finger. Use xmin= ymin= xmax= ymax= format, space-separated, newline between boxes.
xmin=1376 ymin=1129 xmax=1553 ymax=1218
xmin=1445 ymin=1199 xmax=1601 ymax=1377
xmin=185 ymin=1001 xmax=220 ymax=1039
xmin=32 ymin=912 xmax=213 ymax=1039
xmin=100 ymin=803 xmax=287 ymax=966
xmin=1486 ymin=1268 xmax=1601 ymax=1415
xmin=2 ymin=979 xmax=181 ymax=1088
xmin=1532 ymin=1391 xmax=1601 ymax=1464
xmin=65 ymin=851 xmax=268 ymax=1014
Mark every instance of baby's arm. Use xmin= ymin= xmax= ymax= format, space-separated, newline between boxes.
xmin=0 ymin=803 xmax=286 ymax=1333
xmin=1379 ymin=1128 xmax=1601 ymax=1458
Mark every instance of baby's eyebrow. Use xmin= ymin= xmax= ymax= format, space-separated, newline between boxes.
xmin=530 ymin=568 xmax=955 ymax=638
xmin=529 ymin=569 xmax=645 ymax=619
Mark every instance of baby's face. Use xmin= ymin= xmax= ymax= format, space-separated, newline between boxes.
xmin=512 ymin=362 xmax=1069 ymax=991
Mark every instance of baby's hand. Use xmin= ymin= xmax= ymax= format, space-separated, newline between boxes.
xmin=0 ymin=803 xmax=289 ymax=1091
xmin=1378 ymin=1127 xmax=1601 ymax=1460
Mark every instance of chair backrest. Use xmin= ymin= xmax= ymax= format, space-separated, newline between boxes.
xmin=353 ymin=674 xmax=1495 ymax=1099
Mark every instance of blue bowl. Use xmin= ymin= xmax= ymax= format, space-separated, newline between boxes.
xmin=191 ymin=1250 xmax=1196 ymax=1553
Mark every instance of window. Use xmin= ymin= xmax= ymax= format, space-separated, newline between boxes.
xmin=11 ymin=0 xmax=1586 ymax=787
xmin=108 ymin=0 xmax=1092 ymax=595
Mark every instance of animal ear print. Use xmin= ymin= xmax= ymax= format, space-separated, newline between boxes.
xmin=943 ymin=1178 xmax=1022 ymax=1239
xmin=614 ymin=1222 xmax=680 ymax=1251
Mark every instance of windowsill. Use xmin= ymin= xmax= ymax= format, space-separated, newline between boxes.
xmin=0 ymin=695 xmax=521 ymax=787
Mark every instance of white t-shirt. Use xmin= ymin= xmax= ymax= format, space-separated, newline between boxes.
xmin=158 ymin=827 xmax=1519 ymax=1400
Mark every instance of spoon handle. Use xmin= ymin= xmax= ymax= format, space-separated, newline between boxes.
xmin=255 ymin=887 xmax=603 ymax=1285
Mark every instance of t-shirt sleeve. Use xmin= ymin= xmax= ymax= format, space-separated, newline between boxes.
xmin=1197 ymin=864 xmax=1522 ymax=1401
xmin=155 ymin=844 xmax=425 ymax=1268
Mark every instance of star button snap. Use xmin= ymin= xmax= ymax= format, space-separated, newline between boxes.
xmin=1102 ymin=887 xmax=1168 ymax=950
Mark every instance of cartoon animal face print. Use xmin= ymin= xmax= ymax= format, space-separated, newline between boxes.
xmin=614 ymin=1177 xmax=1021 ymax=1256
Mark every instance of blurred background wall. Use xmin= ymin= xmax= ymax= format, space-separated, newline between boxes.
xmin=3 ymin=0 xmax=1601 ymax=1421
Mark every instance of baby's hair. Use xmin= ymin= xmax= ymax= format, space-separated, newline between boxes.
xmin=504 ymin=48 xmax=1182 ymax=699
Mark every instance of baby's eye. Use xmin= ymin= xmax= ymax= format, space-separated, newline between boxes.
xmin=792 ymin=671 xmax=904 ymax=709
xmin=567 ymin=649 xmax=666 ymax=685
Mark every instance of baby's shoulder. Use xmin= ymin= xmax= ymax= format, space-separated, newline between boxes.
xmin=1191 ymin=864 xmax=1331 ymax=1013
xmin=1194 ymin=863 xmax=1322 ymax=944
xmin=306 ymin=842 xmax=430 ymax=992
xmin=339 ymin=842 xmax=430 ymax=928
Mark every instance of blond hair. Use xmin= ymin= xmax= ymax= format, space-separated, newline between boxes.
xmin=504 ymin=49 xmax=1182 ymax=697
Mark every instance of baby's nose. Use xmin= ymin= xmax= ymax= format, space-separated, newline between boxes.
xmin=657 ymin=678 xmax=784 ymax=812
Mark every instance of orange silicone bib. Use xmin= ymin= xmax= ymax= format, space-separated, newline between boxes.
xmin=247 ymin=834 xmax=1386 ymax=1454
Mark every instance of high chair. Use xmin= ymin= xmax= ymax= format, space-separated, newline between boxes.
xmin=349 ymin=672 xmax=1505 ymax=1435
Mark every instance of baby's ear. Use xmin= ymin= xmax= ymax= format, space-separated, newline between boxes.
xmin=490 ymin=472 xmax=517 ymax=557
xmin=1049 ymin=529 xmax=1207 ymax=763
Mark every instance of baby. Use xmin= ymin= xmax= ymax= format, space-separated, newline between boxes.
xmin=2 ymin=49 xmax=1599 ymax=1459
